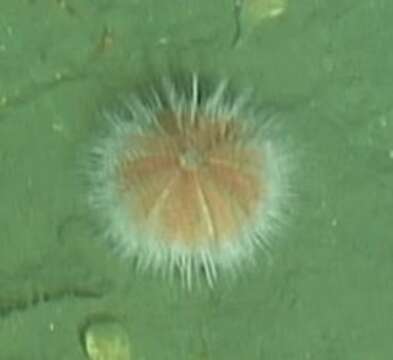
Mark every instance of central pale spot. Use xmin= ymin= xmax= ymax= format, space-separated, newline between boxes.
xmin=179 ymin=147 xmax=204 ymax=170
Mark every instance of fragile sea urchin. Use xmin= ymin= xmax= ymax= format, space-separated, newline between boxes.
xmin=88 ymin=74 xmax=290 ymax=288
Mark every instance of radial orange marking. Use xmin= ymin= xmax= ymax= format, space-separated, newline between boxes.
xmin=117 ymin=111 xmax=265 ymax=249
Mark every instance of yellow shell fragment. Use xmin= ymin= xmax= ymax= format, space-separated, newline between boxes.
xmin=84 ymin=321 xmax=131 ymax=360
xmin=240 ymin=0 xmax=288 ymax=34
xmin=234 ymin=0 xmax=288 ymax=46
xmin=243 ymin=0 xmax=287 ymax=20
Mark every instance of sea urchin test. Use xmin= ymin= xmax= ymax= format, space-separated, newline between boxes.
xmin=88 ymin=74 xmax=289 ymax=288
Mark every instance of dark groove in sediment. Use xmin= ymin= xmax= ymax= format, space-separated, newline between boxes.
xmin=0 ymin=279 xmax=111 ymax=318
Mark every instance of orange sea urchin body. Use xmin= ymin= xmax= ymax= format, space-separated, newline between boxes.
xmin=89 ymin=75 xmax=289 ymax=288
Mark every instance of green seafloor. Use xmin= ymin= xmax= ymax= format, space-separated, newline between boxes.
xmin=0 ymin=0 xmax=392 ymax=359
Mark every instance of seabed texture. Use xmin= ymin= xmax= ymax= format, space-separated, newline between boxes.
xmin=0 ymin=0 xmax=392 ymax=359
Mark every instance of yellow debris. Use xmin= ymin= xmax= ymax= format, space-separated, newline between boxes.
xmin=84 ymin=321 xmax=131 ymax=360
xmin=243 ymin=0 xmax=287 ymax=21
